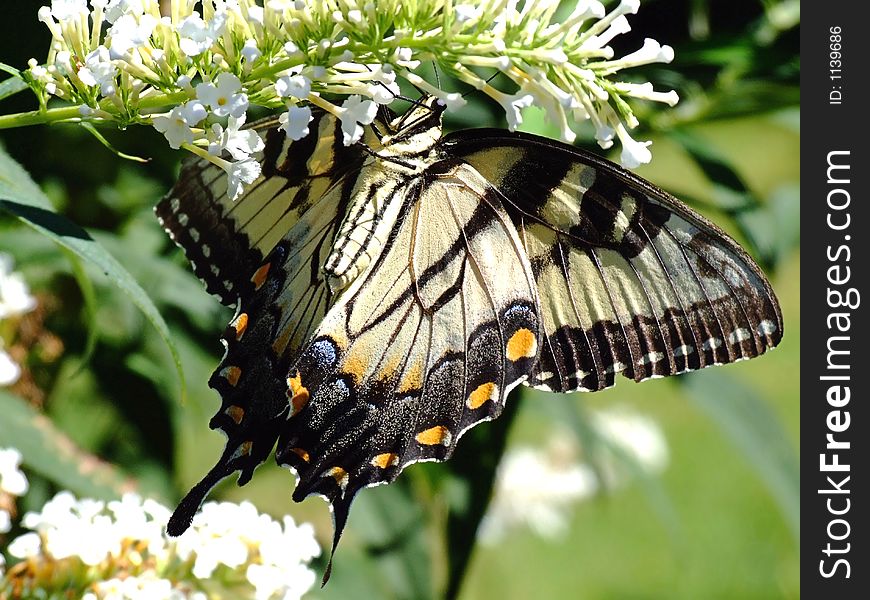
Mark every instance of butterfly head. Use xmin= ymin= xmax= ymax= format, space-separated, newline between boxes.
xmin=375 ymin=95 xmax=445 ymax=158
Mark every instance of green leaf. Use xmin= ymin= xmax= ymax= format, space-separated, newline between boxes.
xmin=351 ymin=480 xmax=436 ymax=600
xmin=61 ymin=246 xmax=101 ymax=373
xmin=0 ymin=145 xmax=185 ymax=398
xmin=684 ymin=370 xmax=800 ymax=541
xmin=0 ymin=72 xmax=28 ymax=102
xmin=0 ymin=390 xmax=132 ymax=500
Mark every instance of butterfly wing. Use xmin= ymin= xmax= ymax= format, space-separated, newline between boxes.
xmin=443 ymin=129 xmax=783 ymax=393
xmin=156 ymin=110 xmax=366 ymax=305
xmin=267 ymin=162 xmax=540 ymax=562
xmin=166 ymin=117 xmax=373 ymax=536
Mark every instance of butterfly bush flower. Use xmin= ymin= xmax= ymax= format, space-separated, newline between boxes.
xmin=8 ymin=0 xmax=678 ymax=199
xmin=1 ymin=490 xmax=320 ymax=599
xmin=478 ymin=407 xmax=668 ymax=543
xmin=0 ymin=255 xmax=37 ymax=386
xmin=1 ymin=447 xmax=29 ymax=546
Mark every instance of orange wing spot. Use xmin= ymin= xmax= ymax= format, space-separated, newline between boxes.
xmin=467 ymin=382 xmax=498 ymax=409
xmin=251 ymin=262 xmax=271 ymax=290
xmin=286 ymin=373 xmax=310 ymax=416
xmin=232 ymin=441 xmax=253 ymax=458
xmin=289 ymin=447 xmax=310 ymax=462
xmin=225 ymin=405 xmax=245 ymax=424
xmin=231 ymin=313 xmax=249 ymax=340
xmin=221 ymin=366 xmax=242 ymax=387
xmin=370 ymin=452 xmax=399 ymax=469
xmin=416 ymin=425 xmax=452 ymax=447
xmin=399 ymin=361 xmax=423 ymax=393
xmin=324 ymin=466 xmax=349 ymax=491
xmin=506 ymin=328 xmax=537 ymax=361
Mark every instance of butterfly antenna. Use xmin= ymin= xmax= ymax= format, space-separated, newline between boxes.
xmin=460 ymin=71 xmax=499 ymax=99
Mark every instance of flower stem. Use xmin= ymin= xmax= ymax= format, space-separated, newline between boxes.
xmin=0 ymin=105 xmax=83 ymax=129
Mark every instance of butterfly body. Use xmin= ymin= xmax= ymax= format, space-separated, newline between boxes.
xmin=157 ymin=98 xmax=782 ymax=570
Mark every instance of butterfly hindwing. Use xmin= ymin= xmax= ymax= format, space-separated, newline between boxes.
xmin=443 ymin=130 xmax=783 ymax=392
xmin=273 ymin=161 xmax=539 ymax=553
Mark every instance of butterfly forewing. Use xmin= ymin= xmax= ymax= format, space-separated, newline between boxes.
xmin=443 ymin=130 xmax=783 ymax=392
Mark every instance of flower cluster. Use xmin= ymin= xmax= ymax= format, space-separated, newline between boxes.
xmin=15 ymin=0 xmax=678 ymax=198
xmin=0 ymin=254 xmax=37 ymax=386
xmin=478 ymin=406 xmax=669 ymax=543
xmin=1 ymin=488 xmax=320 ymax=599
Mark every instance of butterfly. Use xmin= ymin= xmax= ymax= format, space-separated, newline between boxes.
xmin=156 ymin=96 xmax=782 ymax=576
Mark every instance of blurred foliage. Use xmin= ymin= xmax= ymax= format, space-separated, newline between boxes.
xmin=0 ymin=1 xmax=798 ymax=599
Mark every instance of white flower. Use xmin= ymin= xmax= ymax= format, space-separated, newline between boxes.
xmin=616 ymin=123 xmax=652 ymax=168
xmin=275 ymin=75 xmax=311 ymax=100
xmin=8 ymin=532 xmax=42 ymax=558
xmin=7 ymin=490 xmax=318 ymax=598
xmin=283 ymin=41 xmax=301 ymax=57
xmin=151 ymin=101 xmax=206 ymax=149
xmin=103 ymin=0 xmax=147 ymax=23
xmin=50 ymin=0 xmax=88 ymax=21
xmin=0 ymin=254 xmax=37 ymax=319
xmin=479 ymin=407 xmax=668 ymax=543
xmin=591 ymin=406 xmax=669 ymax=473
xmin=196 ymin=72 xmax=248 ymax=118
xmin=0 ymin=349 xmax=21 ymax=386
xmin=610 ymin=37 xmax=674 ymax=68
xmin=226 ymin=159 xmax=261 ymax=200
xmin=247 ymin=563 xmax=316 ymax=600
xmin=0 ymin=509 xmax=10 ymax=534
xmin=107 ymin=13 xmax=158 ymax=58
xmin=246 ymin=5 xmax=265 ymax=25
xmin=0 ymin=447 xmax=29 ymax=495
xmin=613 ymin=81 xmax=679 ymax=106
xmin=258 ymin=516 xmax=320 ymax=569
xmin=278 ymin=106 xmax=313 ymax=140
xmin=338 ymin=95 xmax=377 ymax=145
xmin=77 ymin=46 xmax=117 ymax=96
xmin=368 ymin=79 xmax=400 ymax=105
xmin=490 ymin=90 xmax=535 ymax=131
xmin=584 ymin=15 xmax=631 ymax=51
xmin=241 ymin=39 xmax=261 ymax=63
xmin=209 ymin=115 xmax=265 ymax=160
xmin=479 ymin=434 xmax=596 ymax=543
xmin=178 ymin=12 xmax=227 ymax=57
xmin=91 ymin=572 xmax=196 ymax=599
xmin=454 ymin=4 xmax=483 ymax=24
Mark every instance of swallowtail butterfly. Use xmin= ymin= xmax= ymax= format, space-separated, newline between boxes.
xmin=157 ymin=96 xmax=782 ymax=574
